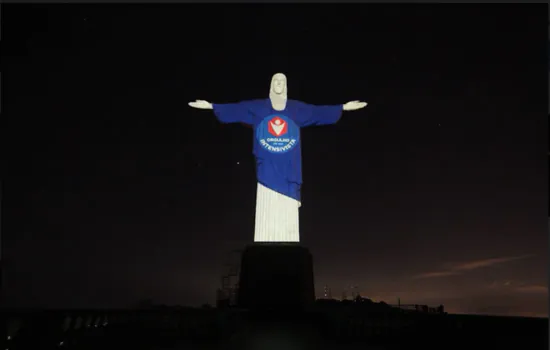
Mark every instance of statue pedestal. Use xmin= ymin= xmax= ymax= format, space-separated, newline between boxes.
xmin=237 ymin=243 xmax=315 ymax=311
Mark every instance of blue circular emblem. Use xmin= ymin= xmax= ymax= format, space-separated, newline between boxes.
xmin=256 ymin=114 xmax=300 ymax=154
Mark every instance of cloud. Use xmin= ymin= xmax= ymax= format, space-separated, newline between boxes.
xmin=515 ymin=285 xmax=548 ymax=294
xmin=452 ymin=255 xmax=534 ymax=271
xmin=411 ymin=271 xmax=461 ymax=279
xmin=487 ymin=280 xmax=548 ymax=295
xmin=412 ymin=254 xmax=534 ymax=280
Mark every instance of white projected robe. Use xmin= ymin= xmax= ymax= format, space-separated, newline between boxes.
xmin=254 ymin=182 xmax=301 ymax=242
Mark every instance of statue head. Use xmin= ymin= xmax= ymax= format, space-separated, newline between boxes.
xmin=269 ymin=73 xmax=287 ymax=111
xmin=270 ymin=73 xmax=287 ymax=96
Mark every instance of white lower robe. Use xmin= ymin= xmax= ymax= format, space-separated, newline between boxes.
xmin=253 ymin=182 xmax=301 ymax=242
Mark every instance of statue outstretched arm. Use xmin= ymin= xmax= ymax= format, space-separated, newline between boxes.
xmin=188 ymin=99 xmax=255 ymax=124
xmin=296 ymin=100 xmax=368 ymax=127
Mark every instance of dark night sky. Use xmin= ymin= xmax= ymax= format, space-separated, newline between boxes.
xmin=3 ymin=5 xmax=548 ymax=317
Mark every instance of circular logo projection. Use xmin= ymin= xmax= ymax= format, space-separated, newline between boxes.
xmin=256 ymin=114 xmax=300 ymax=154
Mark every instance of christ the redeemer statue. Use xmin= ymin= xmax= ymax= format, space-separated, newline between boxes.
xmin=189 ymin=73 xmax=367 ymax=243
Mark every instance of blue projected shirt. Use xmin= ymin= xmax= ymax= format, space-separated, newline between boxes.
xmin=213 ymin=99 xmax=343 ymax=201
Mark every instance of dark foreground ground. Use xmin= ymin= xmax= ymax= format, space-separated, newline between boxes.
xmin=3 ymin=307 xmax=548 ymax=350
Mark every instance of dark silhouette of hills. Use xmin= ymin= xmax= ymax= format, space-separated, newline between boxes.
xmin=4 ymin=244 xmax=547 ymax=349
xmin=3 ymin=301 xmax=548 ymax=350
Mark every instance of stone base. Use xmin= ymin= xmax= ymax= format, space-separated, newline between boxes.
xmin=237 ymin=243 xmax=315 ymax=311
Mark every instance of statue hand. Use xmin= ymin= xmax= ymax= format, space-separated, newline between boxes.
xmin=343 ymin=101 xmax=368 ymax=111
xmin=188 ymin=100 xmax=213 ymax=109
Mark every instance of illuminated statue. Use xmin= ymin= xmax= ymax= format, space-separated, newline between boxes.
xmin=189 ymin=73 xmax=367 ymax=242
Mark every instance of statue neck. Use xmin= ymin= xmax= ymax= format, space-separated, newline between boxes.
xmin=270 ymin=94 xmax=287 ymax=111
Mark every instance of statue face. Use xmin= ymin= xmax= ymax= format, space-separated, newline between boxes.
xmin=271 ymin=73 xmax=287 ymax=95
